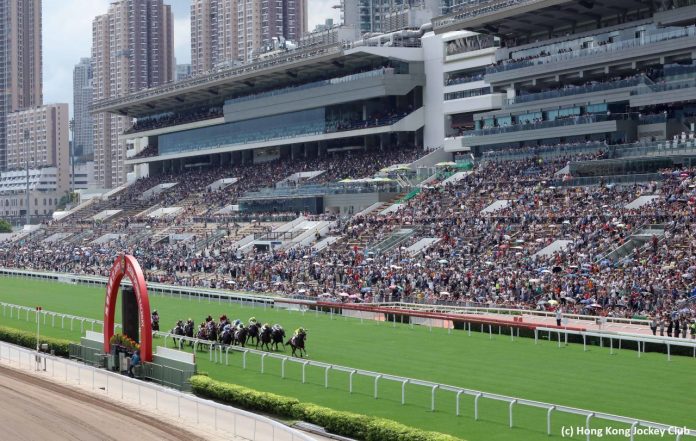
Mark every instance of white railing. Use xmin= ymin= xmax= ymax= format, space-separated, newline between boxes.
xmin=378 ymin=301 xmax=652 ymax=326
xmin=534 ymin=327 xmax=696 ymax=361
xmin=3 ymin=302 xmax=696 ymax=440
xmin=0 ymin=340 xmax=315 ymax=441
xmin=156 ymin=331 xmax=696 ymax=441
xmin=0 ymin=268 xmax=660 ymax=330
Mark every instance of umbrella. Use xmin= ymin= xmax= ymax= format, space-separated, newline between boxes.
xmin=590 ymin=303 xmax=602 ymax=308
xmin=298 ymin=289 xmax=307 ymax=293
xmin=548 ymin=300 xmax=559 ymax=305
xmin=338 ymin=293 xmax=349 ymax=297
xmin=348 ymin=294 xmax=360 ymax=299
xmin=438 ymin=259 xmax=449 ymax=264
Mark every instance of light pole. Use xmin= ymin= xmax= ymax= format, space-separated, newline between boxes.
xmin=35 ymin=305 xmax=42 ymax=369
xmin=23 ymin=129 xmax=30 ymax=225
xmin=69 ymin=118 xmax=75 ymax=198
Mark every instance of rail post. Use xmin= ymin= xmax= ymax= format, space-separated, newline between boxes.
xmin=281 ymin=357 xmax=287 ymax=378
xmin=509 ymin=399 xmax=516 ymax=428
xmin=629 ymin=421 xmax=638 ymax=441
xmin=474 ymin=393 xmax=482 ymax=420
xmin=324 ymin=366 xmax=330 ymax=388
xmin=401 ymin=379 xmax=408 ymax=405
xmin=547 ymin=406 xmax=555 ymax=435
xmin=302 ymin=361 xmax=308 ymax=384
xmin=534 ymin=328 xmax=538 ymax=344
xmin=261 ymin=353 xmax=266 ymax=374
xmin=431 ymin=385 xmax=438 ymax=411
xmin=585 ymin=413 xmax=594 ymax=441
xmin=456 ymin=390 xmax=463 ymax=416
xmin=374 ymin=375 xmax=381 ymax=399
xmin=225 ymin=346 xmax=231 ymax=365
xmin=243 ymin=350 xmax=248 ymax=369
xmin=583 ymin=334 xmax=587 ymax=351
xmin=349 ymin=369 xmax=356 ymax=393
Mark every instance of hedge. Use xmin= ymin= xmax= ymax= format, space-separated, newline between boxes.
xmin=189 ymin=375 xmax=464 ymax=441
xmin=0 ymin=325 xmax=71 ymax=356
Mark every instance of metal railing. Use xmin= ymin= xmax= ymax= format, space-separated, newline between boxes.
xmin=468 ymin=113 xmax=621 ymax=137
xmin=486 ymin=26 xmax=696 ymax=74
xmin=507 ymin=76 xmax=647 ymax=105
xmin=158 ymin=331 xmax=696 ymax=441
xmin=0 ymin=340 xmax=315 ymax=441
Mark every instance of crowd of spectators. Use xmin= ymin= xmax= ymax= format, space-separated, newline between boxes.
xmin=2 ymin=151 xmax=695 ymax=328
xmin=126 ymin=107 xmax=224 ymax=134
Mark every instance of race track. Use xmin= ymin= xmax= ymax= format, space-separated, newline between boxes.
xmin=0 ymin=365 xmax=205 ymax=441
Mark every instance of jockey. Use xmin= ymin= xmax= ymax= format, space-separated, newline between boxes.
xmin=249 ymin=317 xmax=257 ymax=326
xmin=272 ymin=323 xmax=282 ymax=331
xmin=294 ymin=327 xmax=305 ymax=336
xmin=261 ymin=322 xmax=270 ymax=331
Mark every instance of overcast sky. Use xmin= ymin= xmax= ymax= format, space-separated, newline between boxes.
xmin=43 ymin=0 xmax=341 ymax=113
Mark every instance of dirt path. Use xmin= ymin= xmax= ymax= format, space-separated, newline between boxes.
xmin=0 ymin=365 xmax=206 ymax=441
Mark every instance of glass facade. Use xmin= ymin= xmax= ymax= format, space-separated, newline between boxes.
xmin=158 ymin=108 xmax=326 ymax=155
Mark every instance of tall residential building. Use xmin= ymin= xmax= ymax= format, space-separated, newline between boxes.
xmin=0 ymin=0 xmax=42 ymax=171
xmin=73 ymin=58 xmax=93 ymax=160
xmin=191 ymin=0 xmax=237 ymax=74
xmin=92 ymin=0 xmax=174 ymax=188
xmin=343 ymin=0 xmax=436 ymax=34
xmin=176 ymin=63 xmax=192 ymax=81
xmin=191 ymin=0 xmax=308 ymax=71
xmin=6 ymin=103 xmax=70 ymax=192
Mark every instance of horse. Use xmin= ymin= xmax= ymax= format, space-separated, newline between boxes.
xmin=247 ymin=322 xmax=261 ymax=346
xmin=234 ymin=326 xmax=248 ymax=347
xmin=258 ymin=325 xmax=272 ymax=351
xmin=196 ymin=325 xmax=208 ymax=351
xmin=184 ymin=319 xmax=195 ymax=347
xmin=220 ymin=326 xmax=234 ymax=346
xmin=287 ymin=329 xmax=307 ymax=358
xmin=271 ymin=325 xmax=286 ymax=351
xmin=171 ymin=321 xmax=185 ymax=347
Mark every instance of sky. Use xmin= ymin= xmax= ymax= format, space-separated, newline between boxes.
xmin=43 ymin=0 xmax=341 ymax=114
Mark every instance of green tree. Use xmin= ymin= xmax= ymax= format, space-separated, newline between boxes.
xmin=0 ymin=219 xmax=12 ymax=233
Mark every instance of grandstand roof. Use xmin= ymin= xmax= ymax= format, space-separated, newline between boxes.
xmin=433 ymin=0 xmax=665 ymax=38
xmin=92 ymin=44 xmax=390 ymax=119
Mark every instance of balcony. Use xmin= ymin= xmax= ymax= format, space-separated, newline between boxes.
xmin=506 ymin=76 xmax=647 ymax=106
xmin=486 ymin=26 xmax=696 ymax=83
xmin=461 ymin=114 xmax=628 ymax=147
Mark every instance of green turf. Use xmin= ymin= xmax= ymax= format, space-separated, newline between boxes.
xmin=0 ymin=276 xmax=694 ymax=441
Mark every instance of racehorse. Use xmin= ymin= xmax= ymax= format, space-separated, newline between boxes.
xmin=258 ymin=325 xmax=272 ymax=351
xmin=286 ymin=329 xmax=307 ymax=358
xmin=184 ymin=319 xmax=195 ymax=347
xmin=247 ymin=322 xmax=261 ymax=346
xmin=234 ymin=325 xmax=248 ymax=347
xmin=220 ymin=325 xmax=234 ymax=346
xmin=271 ymin=325 xmax=286 ymax=351
xmin=171 ymin=321 xmax=185 ymax=347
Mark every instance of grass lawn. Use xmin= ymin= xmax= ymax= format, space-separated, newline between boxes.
xmin=0 ymin=276 xmax=693 ymax=441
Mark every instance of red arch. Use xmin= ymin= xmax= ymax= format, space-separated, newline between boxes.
xmin=103 ymin=255 xmax=153 ymax=362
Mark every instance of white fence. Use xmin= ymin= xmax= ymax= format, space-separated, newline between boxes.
xmin=2 ymin=302 xmax=696 ymax=440
xmin=0 ymin=268 xmax=654 ymax=329
xmin=156 ymin=331 xmax=696 ymax=441
xmin=0 ymin=340 xmax=315 ymax=441
xmin=535 ymin=327 xmax=696 ymax=360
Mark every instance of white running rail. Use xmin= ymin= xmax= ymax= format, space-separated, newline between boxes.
xmin=0 ymin=340 xmax=315 ymax=441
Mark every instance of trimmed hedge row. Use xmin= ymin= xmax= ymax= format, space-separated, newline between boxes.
xmin=189 ymin=375 xmax=464 ymax=441
xmin=0 ymin=325 xmax=71 ymax=356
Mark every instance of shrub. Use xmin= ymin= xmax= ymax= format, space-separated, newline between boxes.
xmin=189 ymin=375 xmax=463 ymax=441
xmin=0 ymin=325 xmax=71 ymax=356
xmin=0 ymin=219 xmax=11 ymax=233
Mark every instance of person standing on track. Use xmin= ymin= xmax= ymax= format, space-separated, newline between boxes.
xmin=128 ymin=350 xmax=141 ymax=378
xmin=555 ymin=307 xmax=563 ymax=327
xmin=650 ymin=316 xmax=657 ymax=336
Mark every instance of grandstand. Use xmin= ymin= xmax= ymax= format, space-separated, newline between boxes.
xmin=1 ymin=1 xmax=694 ymax=330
